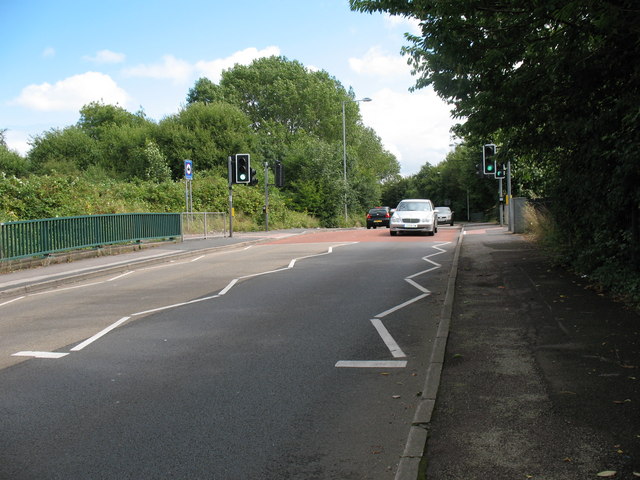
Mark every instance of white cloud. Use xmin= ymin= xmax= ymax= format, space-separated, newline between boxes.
xmin=84 ymin=49 xmax=126 ymax=64
xmin=349 ymin=46 xmax=410 ymax=77
xmin=384 ymin=13 xmax=422 ymax=35
xmin=360 ymin=87 xmax=455 ymax=175
xmin=11 ymin=72 xmax=131 ymax=112
xmin=42 ymin=47 xmax=56 ymax=58
xmin=195 ymin=46 xmax=280 ymax=82
xmin=124 ymin=54 xmax=194 ymax=84
xmin=3 ymin=129 xmax=31 ymax=156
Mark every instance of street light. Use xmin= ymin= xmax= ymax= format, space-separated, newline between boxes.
xmin=342 ymin=97 xmax=372 ymax=223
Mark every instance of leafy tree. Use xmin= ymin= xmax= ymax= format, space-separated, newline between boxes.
xmin=29 ymin=126 xmax=99 ymax=174
xmin=219 ymin=56 xmax=349 ymax=141
xmin=352 ymin=0 xmax=640 ymax=288
xmin=187 ymin=77 xmax=224 ymax=105
xmin=78 ymin=101 xmax=148 ymax=140
xmin=0 ymin=134 xmax=30 ymax=177
xmin=143 ymin=140 xmax=171 ymax=183
xmin=156 ymin=101 xmax=254 ymax=177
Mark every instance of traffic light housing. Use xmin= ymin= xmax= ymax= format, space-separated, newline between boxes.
xmin=249 ymin=168 xmax=258 ymax=186
xmin=483 ymin=144 xmax=496 ymax=176
xmin=495 ymin=163 xmax=506 ymax=179
xmin=274 ymin=161 xmax=285 ymax=187
xmin=234 ymin=154 xmax=250 ymax=184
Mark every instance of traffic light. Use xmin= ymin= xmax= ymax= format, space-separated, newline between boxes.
xmin=274 ymin=161 xmax=285 ymax=187
xmin=234 ymin=154 xmax=250 ymax=184
xmin=249 ymin=168 xmax=258 ymax=186
xmin=495 ymin=163 xmax=506 ymax=179
xmin=483 ymin=144 xmax=496 ymax=176
xmin=475 ymin=163 xmax=484 ymax=178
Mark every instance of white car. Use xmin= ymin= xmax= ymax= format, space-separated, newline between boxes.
xmin=435 ymin=206 xmax=454 ymax=226
xmin=390 ymin=199 xmax=438 ymax=236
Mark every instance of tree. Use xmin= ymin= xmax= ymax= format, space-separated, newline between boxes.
xmin=186 ymin=78 xmax=224 ymax=105
xmin=156 ymin=102 xmax=254 ymax=177
xmin=351 ymin=0 xmax=640 ymax=286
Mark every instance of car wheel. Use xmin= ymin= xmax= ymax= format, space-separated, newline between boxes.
xmin=390 ymin=231 xmax=397 ymax=236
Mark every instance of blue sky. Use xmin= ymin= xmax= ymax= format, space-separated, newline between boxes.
xmin=0 ymin=0 xmax=456 ymax=176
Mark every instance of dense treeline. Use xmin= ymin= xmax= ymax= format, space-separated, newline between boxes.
xmin=352 ymin=0 xmax=640 ymax=302
xmin=0 ymin=56 xmax=401 ymax=227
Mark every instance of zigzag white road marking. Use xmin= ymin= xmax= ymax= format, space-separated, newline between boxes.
xmin=336 ymin=242 xmax=450 ymax=369
xmin=10 ymin=243 xmax=356 ymax=359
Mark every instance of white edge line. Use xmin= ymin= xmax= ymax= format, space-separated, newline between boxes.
xmin=335 ymin=360 xmax=407 ymax=368
xmin=108 ymin=271 xmax=134 ymax=282
xmin=376 ymin=293 xmax=429 ymax=318
xmin=218 ymin=279 xmax=238 ymax=295
xmin=12 ymin=351 xmax=69 ymax=359
xmin=405 ymin=278 xmax=430 ymax=294
xmin=29 ymin=281 xmax=103 ymax=295
xmin=371 ymin=319 xmax=406 ymax=358
xmin=0 ymin=296 xmax=25 ymax=307
xmin=70 ymin=316 xmax=131 ymax=351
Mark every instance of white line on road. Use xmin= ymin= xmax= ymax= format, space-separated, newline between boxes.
xmin=335 ymin=360 xmax=407 ymax=368
xmin=336 ymin=242 xmax=451 ymax=369
xmin=107 ymin=271 xmax=135 ymax=282
xmin=70 ymin=316 xmax=131 ymax=351
xmin=15 ymin=243 xmax=353 ymax=358
xmin=0 ymin=296 xmax=25 ymax=307
xmin=375 ymin=294 xmax=430 ymax=319
xmin=12 ymin=351 xmax=69 ymax=359
xmin=371 ymin=319 xmax=406 ymax=358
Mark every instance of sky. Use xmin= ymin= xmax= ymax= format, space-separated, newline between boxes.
xmin=0 ymin=0 xmax=458 ymax=176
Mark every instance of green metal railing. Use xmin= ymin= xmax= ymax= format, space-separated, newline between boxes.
xmin=0 ymin=213 xmax=182 ymax=261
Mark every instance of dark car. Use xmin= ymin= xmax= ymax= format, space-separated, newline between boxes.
xmin=435 ymin=206 xmax=454 ymax=226
xmin=366 ymin=207 xmax=391 ymax=229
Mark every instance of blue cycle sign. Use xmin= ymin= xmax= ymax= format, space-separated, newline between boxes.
xmin=184 ymin=160 xmax=193 ymax=180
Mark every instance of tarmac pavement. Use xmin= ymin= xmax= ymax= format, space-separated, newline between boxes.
xmin=1 ymin=225 xmax=638 ymax=479
xmin=425 ymin=224 xmax=640 ymax=480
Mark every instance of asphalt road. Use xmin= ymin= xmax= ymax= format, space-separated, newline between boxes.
xmin=0 ymin=227 xmax=460 ymax=479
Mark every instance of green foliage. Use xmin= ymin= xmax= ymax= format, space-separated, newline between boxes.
xmin=186 ymin=77 xmax=224 ymax=105
xmin=29 ymin=126 xmax=99 ymax=174
xmin=156 ymin=102 xmax=253 ymax=177
xmin=12 ymin=55 xmax=400 ymax=228
xmin=352 ymin=0 xmax=640 ymax=300
xmin=143 ymin=140 xmax=172 ymax=183
xmin=219 ymin=56 xmax=347 ymax=141
xmin=0 ymin=144 xmax=30 ymax=177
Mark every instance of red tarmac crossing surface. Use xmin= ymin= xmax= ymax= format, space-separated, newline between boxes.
xmin=265 ymin=226 xmax=460 ymax=244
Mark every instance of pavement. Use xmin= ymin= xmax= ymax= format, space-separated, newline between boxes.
xmin=1 ymin=225 xmax=638 ymax=479
xmin=425 ymin=225 xmax=640 ymax=480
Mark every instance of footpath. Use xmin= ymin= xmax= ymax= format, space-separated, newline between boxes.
xmin=426 ymin=225 xmax=639 ymax=480
xmin=0 ymin=226 xmax=638 ymax=479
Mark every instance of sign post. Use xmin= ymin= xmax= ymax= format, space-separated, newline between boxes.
xmin=184 ymin=160 xmax=193 ymax=215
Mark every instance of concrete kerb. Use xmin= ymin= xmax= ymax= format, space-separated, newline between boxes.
xmin=0 ymin=238 xmax=265 ymax=300
xmin=394 ymin=225 xmax=464 ymax=480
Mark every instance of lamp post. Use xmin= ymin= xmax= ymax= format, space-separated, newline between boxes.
xmin=342 ymin=97 xmax=372 ymax=223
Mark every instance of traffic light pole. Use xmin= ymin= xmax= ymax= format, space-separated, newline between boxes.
xmin=228 ymin=156 xmax=234 ymax=238
xmin=507 ymin=161 xmax=513 ymax=232
xmin=264 ymin=161 xmax=270 ymax=232
xmin=499 ymin=178 xmax=504 ymax=227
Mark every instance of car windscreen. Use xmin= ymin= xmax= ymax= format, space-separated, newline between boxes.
xmin=397 ymin=202 xmax=431 ymax=211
